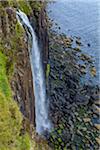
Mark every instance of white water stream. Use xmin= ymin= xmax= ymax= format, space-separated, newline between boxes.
xmin=16 ymin=10 xmax=51 ymax=134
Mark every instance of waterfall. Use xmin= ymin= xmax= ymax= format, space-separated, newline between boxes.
xmin=16 ymin=10 xmax=51 ymax=134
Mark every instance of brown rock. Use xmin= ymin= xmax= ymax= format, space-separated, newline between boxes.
xmin=90 ymin=67 xmax=96 ymax=77
xmin=96 ymin=138 xmax=100 ymax=145
xmin=83 ymin=118 xmax=91 ymax=123
xmin=94 ymin=124 xmax=100 ymax=130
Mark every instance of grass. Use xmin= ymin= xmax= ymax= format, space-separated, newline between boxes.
xmin=0 ymin=52 xmax=11 ymax=97
xmin=16 ymin=0 xmax=32 ymax=15
xmin=0 ymin=51 xmax=31 ymax=150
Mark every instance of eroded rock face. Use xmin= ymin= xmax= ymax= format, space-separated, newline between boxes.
xmin=11 ymin=38 xmax=35 ymax=125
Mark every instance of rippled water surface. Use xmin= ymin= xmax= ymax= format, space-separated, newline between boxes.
xmin=47 ymin=0 xmax=100 ymax=84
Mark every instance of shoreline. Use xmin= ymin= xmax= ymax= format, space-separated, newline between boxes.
xmin=47 ymin=1 xmax=100 ymax=85
xmin=46 ymin=14 xmax=100 ymax=149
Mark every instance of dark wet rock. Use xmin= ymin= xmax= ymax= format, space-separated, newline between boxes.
xmin=87 ymin=43 xmax=91 ymax=47
xmin=92 ymin=117 xmax=100 ymax=124
xmin=76 ymin=39 xmax=82 ymax=45
xmin=73 ymin=47 xmax=81 ymax=52
xmin=94 ymin=100 xmax=100 ymax=105
xmin=75 ymin=94 xmax=89 ymax=105
xmin=80 ymin=53 xmax=92 ymax=63
xmin=79 ymin=64 xmax=86 ymax=69
xmin=80 ymin=68 xmax=87 ymax=74
xmin=92 ymin=104 xmax=100 ymax=115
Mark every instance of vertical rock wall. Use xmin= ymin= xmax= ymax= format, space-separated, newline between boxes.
xmin=0 ymin=1 xmax=49 ymax=129
xmin=29 ymin=2 xmax=49 ymax=72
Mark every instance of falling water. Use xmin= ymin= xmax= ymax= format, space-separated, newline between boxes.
xmin=16 ymin=10 xmax=51 ymax=134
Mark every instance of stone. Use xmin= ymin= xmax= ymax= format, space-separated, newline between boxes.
xmin=76 ymin=39 xmax=82 ymax=45
xmin=75 ymin=112 xmax=79 ymax=116
xmin=77 ymin=117 xmax=82 ymax=122
xmin=92 ymin=104 xmax=100 ymax=114
xmin=83 ymin=118 xmax=91 ymax=123
xmin=75 ymin=94 xmax=89 ymax=105
xmin=80 ymin=68 xmax=86 ymax=74
xmin=90 ymin=67 xmax=96 ymax=77
xmin=96 ymin=138 xmax=100 ymax=145
xmin=74 ymin=47 xmax=81 ymax=52
xmin=80 ymin=54 xmax=92 ymax=62
xmin=80 ymin=64 xmax=86 ymax=69
xmin=94 ymin=124 xmax=100 ymax=130
xmin=93 ymin=114 xmax=98 ymax=118
xmin=77 ymin=130 xmax=83 ymax=136
xmin=94 ymin=100 xmax=100 ymax=105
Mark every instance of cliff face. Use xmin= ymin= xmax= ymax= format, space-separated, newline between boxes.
xmin=12 ymin=1 xmax=48 ymax=127
xmin=11 ymin=28 xmax=35 ymax=126
xmin=0 ymin=1 xmax=51 ymax=149
xmin=36 ymin=4 xmax=49 ymax=71
xmin=29 ymin=2 xmax=49 ymax=71
xmin=0 ymin=2 xmax=31 ymax=149
xmin=0 ymin=0 xmax=48 ymax=135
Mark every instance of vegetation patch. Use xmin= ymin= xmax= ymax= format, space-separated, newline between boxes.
xmin=0 ymin=52 xmax=31 ymax=150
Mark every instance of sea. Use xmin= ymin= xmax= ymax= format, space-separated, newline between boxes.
xmin=47 ymin=0 xmax=100 ymax=85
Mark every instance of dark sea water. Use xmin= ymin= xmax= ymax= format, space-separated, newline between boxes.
xmin=47 ymin=0 xmax=100 ymax=85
